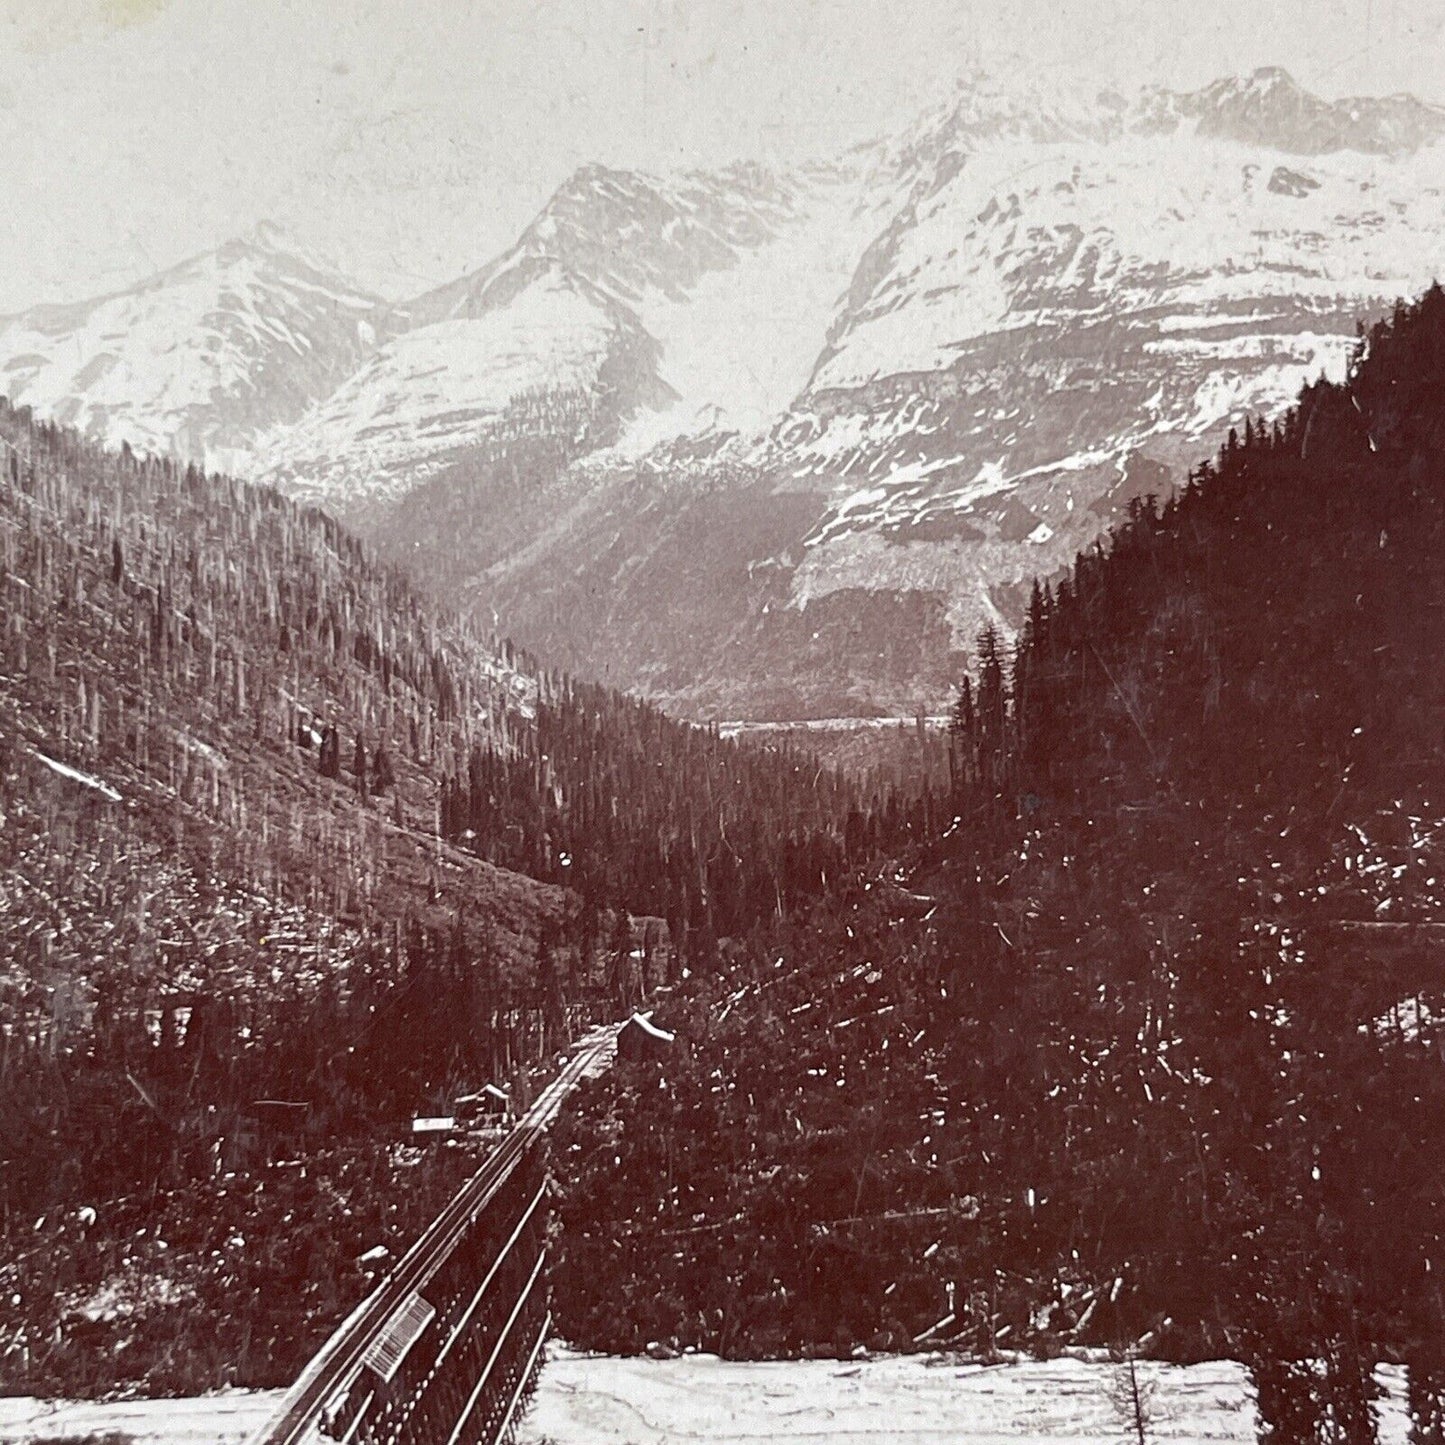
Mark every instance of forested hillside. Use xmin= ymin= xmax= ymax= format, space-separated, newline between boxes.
xmin=0 ymin=403 xmax=919 ymax=1395
xmin=552 ymin=288 xmax=1445 ymax=1442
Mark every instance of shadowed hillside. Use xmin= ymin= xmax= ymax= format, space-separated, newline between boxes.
xmin=552 ymin=287 xmax=1445 ymax=1442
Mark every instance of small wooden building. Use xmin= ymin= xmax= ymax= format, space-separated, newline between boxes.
xmin=617 ymin=1010 xmax=675 ymax=1062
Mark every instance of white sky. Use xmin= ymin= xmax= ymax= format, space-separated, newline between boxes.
xmin=1 ymin=0 xmax=1443 ymax=313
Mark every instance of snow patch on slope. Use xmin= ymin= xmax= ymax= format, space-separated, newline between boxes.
xmin=33 ymin=750 xmax=122 ymax=802
xmin=617 ymin=181 xmax=886 ymax=452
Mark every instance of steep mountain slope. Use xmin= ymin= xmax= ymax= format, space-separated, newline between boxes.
xmin=252 ymin=258 xmax=667 ymax=519
xmin=0 ymin=224 xmax=385 ymax=469
xmin=4 ymin=70 xmax=1445 ymax=719
xmin=0 ymin=399 xmax=557 ymax=1017
xmin=0 ymin=403 xmax=905 ymax=1399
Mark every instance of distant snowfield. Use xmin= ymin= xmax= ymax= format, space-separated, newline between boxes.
xmin=253 ymin=265 xmax=620 ymax=506
xmin=618 ymin=180 xmax=886 ymax=453
xmin=0 ymin=230 xmax=380 ymax=462
xmin=810 ymin=133 xmax=1442 ymax=395
xmin=0 ymin=1353 xmax=1414 ymax=1445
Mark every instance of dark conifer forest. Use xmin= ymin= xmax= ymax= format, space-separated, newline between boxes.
xmin=550 ymin=287 xmax=1445 ymax=1441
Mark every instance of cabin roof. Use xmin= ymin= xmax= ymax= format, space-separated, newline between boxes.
xmin=626 ymin=1011 xmax=675 ymax=1043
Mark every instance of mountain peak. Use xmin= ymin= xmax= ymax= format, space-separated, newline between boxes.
xmin=882 ymin=64 xmax=1445 ymax=176
xmin=243 ymin=218 xmax=305 ymax=255
xmin=1238 ymin=65 xmax=1302 ymax=93
xmin=216 ymin=220 xmax=352 ymax=282
xmin=428 ymin=155 xmax=803 ymax=315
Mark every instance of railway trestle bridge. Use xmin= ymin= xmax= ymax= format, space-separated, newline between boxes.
xmin=249 ymin=1024 xmax=619 ymax=1445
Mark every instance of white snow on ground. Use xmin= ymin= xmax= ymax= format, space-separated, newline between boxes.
xmin=517 ymin=1351 xmax=1414 ymax=1445
xmin=0 ymin=1390 xmax=280 ymax=1443
xmin=4 ymin=1353 xmax=1410 ymax=1445
xmin=33 ymin=751 xmax=122 ymax=802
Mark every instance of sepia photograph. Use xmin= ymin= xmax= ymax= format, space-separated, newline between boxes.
xmin=2 ymin=1 xmax=1445 ymax=1440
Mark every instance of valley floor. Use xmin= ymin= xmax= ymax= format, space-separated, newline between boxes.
xmin=0 ymin=1351 xmax=1417 ymax=1444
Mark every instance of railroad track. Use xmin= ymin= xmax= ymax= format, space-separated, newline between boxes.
xmin=250 ymin=1023 xmax=621 ymax=1445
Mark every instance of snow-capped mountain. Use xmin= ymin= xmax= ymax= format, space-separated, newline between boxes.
xmin=4 ymin=69 xmax=1445 ymax=717
xmin=253 ymin=160 xmax=867 ymax=514
xmin=0 ymin=222 xmax=385 ymax=470
xmin=409 ymin=68 xmax=1445 ymax=717
xmin=1150 ymin=66 xmax=1445 ymax=154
